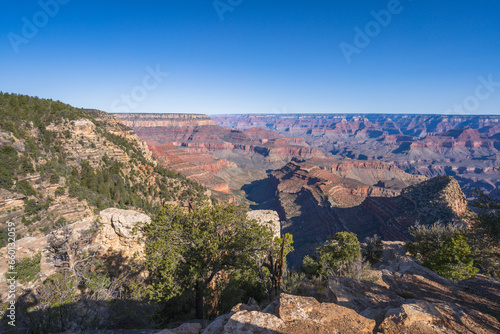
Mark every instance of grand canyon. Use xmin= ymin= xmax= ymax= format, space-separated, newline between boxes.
xmin=3 ymin=2 xmax=500 ymax=332
xmin=1 ymin=95 xmax=499 ymax=332
xmin=115 ymin=113 xmax=498 ymax=263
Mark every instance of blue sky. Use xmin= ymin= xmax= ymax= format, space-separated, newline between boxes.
xmin=1 ymin=0 xmax=499 ymax=115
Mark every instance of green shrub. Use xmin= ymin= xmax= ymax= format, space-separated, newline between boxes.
xmin=302 ymin=232 xmax=367 ymax=279
xmin=50 ymin=174 xmax=60 ymax=184
xmin=8 ymin=251 xmax=42 ymax=284
xmin=55 ymin=186 xmax=66 ymax=197
xmin=407 ymin=222 xmax=478 ymax=281
xmin=53 ymin=217 xmax=68 ymax=230
xmin=433 ymin=233 xmax=478 ymax=281
xmin=317 ymin=232 xmax=361 ymax=276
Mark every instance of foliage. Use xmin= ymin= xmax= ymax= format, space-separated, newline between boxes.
xmin=301 ymin=232 xmax=368 ymax=279
xmin=317 ymin=232 xmax=362 ymax=277
xmin=55 ymin=186 xmax=66 ymax=197
xmin=7 ymin=251 xmax=42 ymax=284
xmin=260 ymin=233 xmax=294 ymax=299
xmin=16 ymin=179 xmax=36 ymax=196
xmin=301 ymin=255 xmax=321 ymax=278
xmin=470 ymin=189 xmax=500 ymax=246
xmin=362 ymin=234 xmax=384 ymax=264
xmin=407 ymin=222 xmax=478 ymax=281
xmin=281 ymin=271 xmax=326 ymax=302
xmin=432 ymin=233 xmax=478 ymax=281
xmin=143 ymin=203 xmax=275 ymax=320
xmin=468 ymin=189 xmax=500 ymax=278
xmin=0 ymin=145 xmax=18 ymax=189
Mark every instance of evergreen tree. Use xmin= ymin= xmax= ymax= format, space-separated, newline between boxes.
xmin=143 ymin=204 xmax=274 ymax=319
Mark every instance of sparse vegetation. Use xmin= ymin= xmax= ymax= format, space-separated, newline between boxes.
xmin=363 ymin=234 xmax=384 ymax=264
xmin=8 ymin=251 xmax=42 ymax=284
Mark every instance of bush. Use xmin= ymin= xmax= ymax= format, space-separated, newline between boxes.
xmin=363 ymin=235 xmax=383 ymax=264
xmin=433 ymin=233 xmax=478 ymax=281
xmin=55 ymin=186 xmax=66 ymax=197
xmin=53 ymin=217 xmax=68 ymax=230
xmin=50 ymin=174 xmax=60 ymax=184
xmin=302 ymin=232 xmax=367 ymax=279
xmin=318 ymin=232 xmax=361 ymax=276
xmin=407 ymin=222 xmax=478 ymax=281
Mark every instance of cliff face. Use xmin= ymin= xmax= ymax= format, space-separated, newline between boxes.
xmin=115 ymin=113 xmax=325 ymax=200
xmin=257 ymin=158 xmax=466 ymax=264
xmin=213 ymin=114 xmax=500 ymax=197
xmin=0 ymin=95 xmax=207 ymax=242
xmin=116 ymin=113 xmax=218 ymax=128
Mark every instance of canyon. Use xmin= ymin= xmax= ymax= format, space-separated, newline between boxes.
xmin=116 ymin=113 xmax=478 ymax=265
xmin=214 ymin=114 xmax=500 ymax=197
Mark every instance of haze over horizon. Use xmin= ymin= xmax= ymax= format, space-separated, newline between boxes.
xmin=1 ymin=0 xmax=499 ymax=115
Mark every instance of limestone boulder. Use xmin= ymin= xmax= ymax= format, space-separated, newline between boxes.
xmin=246 ymin=210 xmax=281 ymax=238
xmin=100 ymin=208 xmax=151 ymax=239
xmin=379 ymin=300 xmax=500 ymax=334
xmin=277 ymin=293 xmax=376 ymax=334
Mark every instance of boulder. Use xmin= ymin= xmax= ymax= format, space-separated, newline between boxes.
xmin=100 ymin=208 xmax=151 ymax=239
xmin=202 ymin=313 xmax=233 ymax=334
xmin=327 ymin=276 xmax=404 ymax=312
xmin=223 ymin=311 xmax=283 ymax=334
xmin=246 ymin=210 xmax=281 ymax=238
xmin=277 ymin=293 xmax=376 ymax=333
xmin=379 ymin=300 xmax=500 ymax=334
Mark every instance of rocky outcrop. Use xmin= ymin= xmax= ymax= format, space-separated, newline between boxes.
xmin=202 ymin=293 xmax=376 ymax=334
xmin=0 ymin=208 xmax=151 ymax=300
xmin=246 ymin=210 xmax=281 ymax=238
xmin=323 ymin=242 xmax=500 ymax=333
xmin=95 ymin=208 xmax=151 ymax=260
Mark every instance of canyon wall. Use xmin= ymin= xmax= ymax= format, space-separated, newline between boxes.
xmin=115 ymin=113 xmax=325 ymax=200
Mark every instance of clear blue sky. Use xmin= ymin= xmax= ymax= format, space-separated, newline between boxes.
xmin=1 ymin=0 xmax=499 ymax=115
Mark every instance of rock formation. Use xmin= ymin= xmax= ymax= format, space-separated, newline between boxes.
xmin=246 ymin=210 xmax=281 ymax=238
xmin=0 ymin=208 xmax=151 ymax=301
xmin=213 ymin=114 xmax=500 ymax=197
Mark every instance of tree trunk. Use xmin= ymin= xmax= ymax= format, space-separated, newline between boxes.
xmin=195 ymin=279 xmax=204 ymax=319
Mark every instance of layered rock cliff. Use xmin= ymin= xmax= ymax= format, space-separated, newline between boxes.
xmin=114 ymin=113 xmax=325 ymax=200
xmin=213 ymin=114 xmax=500 ymax=197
